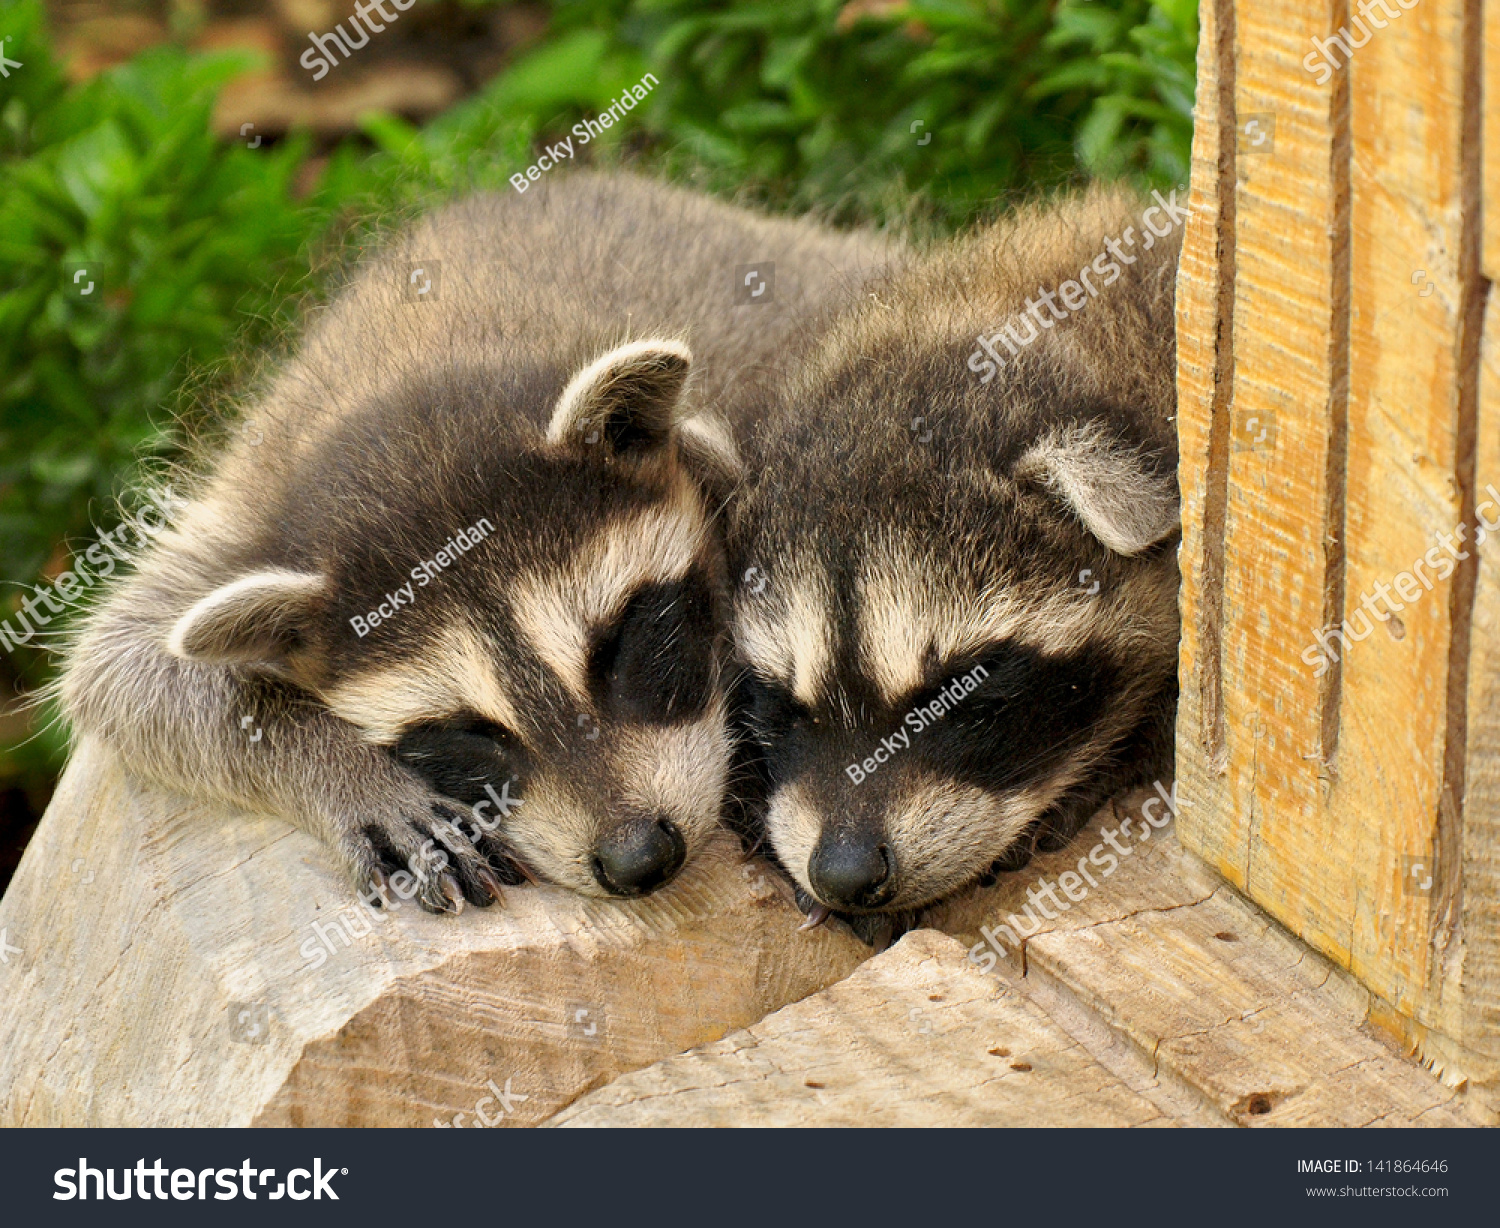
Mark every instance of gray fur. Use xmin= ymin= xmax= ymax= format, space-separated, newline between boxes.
xmin=60 ymin=172 xmax=893 ymax=912
xmin=728 ymin=187 xmax=1181 ymax=918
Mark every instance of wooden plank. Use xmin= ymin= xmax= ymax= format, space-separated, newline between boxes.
xmin=1485 ymin=0 xmax=1500 ymax=282
xmin=1210 ymin=0 xmax=1347 ymax=931
xmin=1174 ymin=0 xmax=1346 ymax=899
xmin=0 ymin=740 xmax=868 ymax=1127
xmin=1024 ymin=890 xmax=1469 ymax=1127
xmin=1173 ymin=0 xmax=1231 ymax=792
xmin=1452 ymin=258 xmax=1500 ymax=1095
xmin=930 ymin=796 xmax=1475 ymax=1126
xmin=1173 ymin=0 xmax=1497 ymax=1109
xmin=557 ymin=802 xmax=1471 ymax=1128
xmin=549 ymin=930 xmax=1177 ymax=1128
xmin=1446 ymin=0 xmax=1500 ymax=1109
xmin=1324 ymin=0 xmax=1476 ymax=1024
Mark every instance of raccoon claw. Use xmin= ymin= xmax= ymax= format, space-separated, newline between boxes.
xmin=506 ymin=857 xmax=539 ymax=886
xmin=438 ymin=873 xmax=467 ymax=914
xmin=476 ymin=866 xmax=507 ymax=905
xmin=410 ymin=866 xmax=465 ymax=915
xmin=798 ymin=904 xmax=832 ymax=931
xmin=425 ymin=805 xmax=522 ymax=908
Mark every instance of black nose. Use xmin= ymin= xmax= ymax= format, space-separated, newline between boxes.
xmin=591 ymin=818 xmax=686 ymax=897
xmin=808 ymin=834 xmax=895 ymax=910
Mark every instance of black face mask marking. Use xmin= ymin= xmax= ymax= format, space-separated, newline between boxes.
xmin=588 ymin=575 xmax=717 ymax=725
xmin=903 ymin=641 xmax=1120 ymax=795
xmin=737 ymin=672 xmax=815 ymax=786
xmin=390 ymin=715 xmax=531 ymax=808
xmin=741 ymin=639 xmax=1121 ymax=800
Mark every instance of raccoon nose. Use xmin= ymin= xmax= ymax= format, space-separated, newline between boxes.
xmin=808 ymin=835 xmax=895 ymax=911
xmin=591 ymin=818 xmax=687 ymax=897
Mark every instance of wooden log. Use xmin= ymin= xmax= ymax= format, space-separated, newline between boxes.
xmin=0 ymin=739 xmax=867 ymax=1127
xmin=1173 ymin=0 xmax=1500 ymax=1113
xmin=549 ymin=930 xmax=1180 ymax=1128
xmin=552 ymin=799 xmax=1470 ymax=1128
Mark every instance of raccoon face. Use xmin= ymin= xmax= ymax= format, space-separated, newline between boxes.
xmin=732 ymin=421 xmax=1180 ymax=914
xmin=168 ymin=340 xmax=740 ymax=899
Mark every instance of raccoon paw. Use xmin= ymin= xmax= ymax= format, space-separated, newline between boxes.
xmin=331 ymin=789 xmax=514 ymax=915
xmin=426 ymin=803 xmax=532 ymax=904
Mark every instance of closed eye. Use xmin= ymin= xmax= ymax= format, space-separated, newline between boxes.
xmin=587 ymin=575 xmax=718 ymax=724
xmin=909 ymin=641 xmax=1036 ymax=711
xmin=740 ymin=672 xmax=813 ymax=746
xmin=391 ymin=713 xmax=529 ymax=807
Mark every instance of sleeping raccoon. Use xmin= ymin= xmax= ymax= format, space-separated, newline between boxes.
xmin=728 ymin=188 xmax=1183 ymax=928
xmin=59 ymin=172 xmax=891 ymax=913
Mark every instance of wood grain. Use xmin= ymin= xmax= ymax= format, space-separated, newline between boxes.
xmin=931 ymin=797 xmax=1474 ymax=1126
xmin=1173 ymin=0 xmax=1498 ymax=1112
xmin=553 ymin=808 xmax=1469 ymax=1127
xmin=0 ymin=740 xmax=867 ymax=1127
xmin=549 ymin=930 xmax=1176 ymax=1128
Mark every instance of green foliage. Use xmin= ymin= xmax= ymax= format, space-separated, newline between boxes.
xmin=0 ymin=1 xmax=327 ymax=602
xmin=524 ymin=0 xmax=1198 ymax=228
xmin=1039 ymin=0 xmax=1197 ymax=184
xmin=0 ymin=0 xmax=341 ymax=800
xmin=381 ymin=1 xmax=1199 ymax=227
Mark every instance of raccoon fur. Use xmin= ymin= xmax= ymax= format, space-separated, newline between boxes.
xmin=728 ymin=187 xmax=1182 ymax=927
xmin=59 ymin=171 xmax=892 ymax=913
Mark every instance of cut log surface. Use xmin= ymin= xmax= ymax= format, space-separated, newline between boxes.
xmin=554 ymin=794 xmax=1472 ymax=1128
xmin=550 ymin=930 xmax=1175 ymax=1128
xmin=0 ymin=754 xmax=1471 ymax=1126
xmin=0 ymin=740 xmax=867 ymax=1127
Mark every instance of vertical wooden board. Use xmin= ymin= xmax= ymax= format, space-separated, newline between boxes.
xmin=1184 ymin=1 xmax=1347 ymax=938
xmin=1485 ymin=0 xmax=1500 ymax=281
xmin=1175 ymin=0 xmax=1493 ymax=1094
xmin=1467 ymin=0 xmax=1500 ymax=1076
xmin=1456 ymin=291 xmax=1500 ymax=1072
xmin=1173 ymin=0 xmax=1235 ymax=867
xmin=1458 ymin=0 xmax=1500 ymax=1079
xmin=1326 ymin=0 xmax=1473 ymax=1019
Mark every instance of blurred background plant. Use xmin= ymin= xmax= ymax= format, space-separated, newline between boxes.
xmin=0 ymin=0 xmax=1196 ymax=889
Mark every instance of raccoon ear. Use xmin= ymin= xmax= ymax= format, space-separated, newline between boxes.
xmin=166 ymin=570 xmax=326 ymax=667
xmin=1013 ymin=424 xmax=1179 ymax=556
xmin=547 ymin=339 xmax=694 ymax=455
xmin=677 ymin=411 xmax=745 ymax=509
